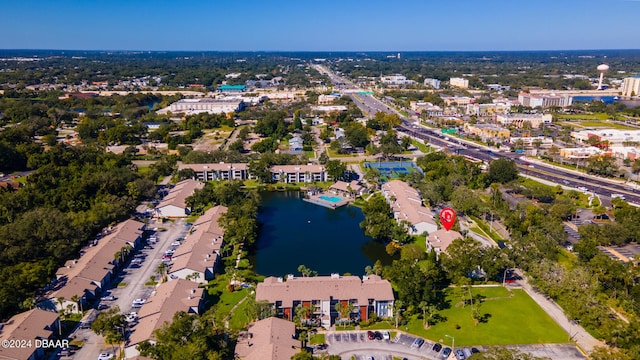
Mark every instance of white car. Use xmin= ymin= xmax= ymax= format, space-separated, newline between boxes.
xmin=98 ymin=353 xmax=114 ymax=360
xmin=382 ymin=331 xmax=390 ymax=340
xmin=125 ymin=312 xmax=137 ymax=323
xmin=132 ymin=299 xmax=146 ymax=307
xmin=170 ymin=241 xmax=181 ymax=247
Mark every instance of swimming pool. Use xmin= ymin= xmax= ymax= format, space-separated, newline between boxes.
xmin=319 ymin=195 xmax=342 ymax=203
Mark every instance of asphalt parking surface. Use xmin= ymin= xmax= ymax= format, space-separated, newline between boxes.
xmin=322 ymin=331 xmax=585 ymax=360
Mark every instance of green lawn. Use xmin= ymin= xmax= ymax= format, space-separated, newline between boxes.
xmin=361 ymin=320 xmax=395 ymax=330
xmin=309 ymin=334 xmax=325 ymax=345
xmin=557 ymin=113 xmax=609 ymax=120
xmin=407 ymin=287 xmax=568 ymax=346
xmin=469 ymin=216 xmax=504 ymax=242
xmin=411 ymin=139 xmax=431 ymax=153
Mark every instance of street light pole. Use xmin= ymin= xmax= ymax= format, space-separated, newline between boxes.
xmin=445 ymin=334 xmax=454 ymax=353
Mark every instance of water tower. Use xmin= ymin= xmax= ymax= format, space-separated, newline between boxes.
xmin=597 ymin=64 xmax=609 ymax=90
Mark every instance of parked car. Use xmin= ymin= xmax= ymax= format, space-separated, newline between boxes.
xmin=432 ymin=343 xmax=442 ymax=352
xmin=374 ymin=331 xmax=382 ymax=340
xmin=100 ymin=295 xmax=116 ymax=301
xmin=411 ymin=338 xmax=424 ymax=349
xmin=382 ymin=331 xmax=390 ymax=340
xmin=125 ymin=312 xmax=137 ymax=323
xmin=59 ymin=347 xmax=71 ymax=356
xmin=171 ymin=241 xmax=181 ymax=247
xmin=442 ymin=347 xmax=451 ymax=358
xmin=165 ymin=249 xmax=175 ymax=255
xmin=367 ymin=331 xmax=375 ymax=340
xmin=98 ymin=353 xmax=114 ymax=360
xmin=132 ymin=299 xmax=146 ymax=308
xmin=455 ymin=349 xmax=466 ymax=359
xmin=97 ymin=303 xmax=110 ymax=310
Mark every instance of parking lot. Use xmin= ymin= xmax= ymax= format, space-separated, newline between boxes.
xmin=324 ymin=331 xmax=453 ymax=360
xmin=69 ymin=216 xmax=190 ymax=360
xmin=323 ymin=330 xmax=585 ymax=360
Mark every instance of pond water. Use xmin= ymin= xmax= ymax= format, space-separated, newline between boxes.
xmin=254 ymin=191 xmax=394 ymax=277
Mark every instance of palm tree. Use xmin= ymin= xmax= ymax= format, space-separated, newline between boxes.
xmin=71 ymin=294 xmax=83 ymax=314
xmin=56 ymin=297 xmax=66 ymax=336
xmin=334 ymin=302 xmax=355 ymax=329
xmin=21 ymin=297 xmax=36 ymax=310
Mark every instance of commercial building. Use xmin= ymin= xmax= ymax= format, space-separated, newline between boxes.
xmin=256 ymin=274 xmax=394 ymax=329
xmin=380 ymin=74 xmax=415 ymax=85
xmin=311 ymin=105 xmax=348 ymax=112
xmin=423 ymin=78 xmax=441 ymax=89
xmin=0 ymin=309 xmax=60 ymax=360
xmin=318 ymin=94 xmax=339 ymax=104
xmin=559 ymin=147 xmax=605 ymax=159
xmin=165 ymin=98 xmax=245 ymax=115
xmin=41 ymin=220 xmax=145 ymax=312
xmin=449 ymin=77 xmax=469 ymax=89
xmin=125 ymin=279 xmax=204 ymax=359
xmin=496 ymin=113 xmax=552 ymax=129
xmin=235 ymin=317 xmax=299 ymax=360
xmin=622 ymin=76 xmax=640 ymax=97
xmin=610 ymin=146 xmax=640 ymax=161
xmin=518 ymin=93 xmax=572 ymax=108
xmin=381 ymin=180 xmax=437 ymax=235
xmin=442 ymin=96 xmax=474 ymax=107
xmin=467 ymin=103 xmax=510 ymax=116
xmin=155 ymin=179 xmax=204 ymax=218
xmin=508 ymin=136 xmax=554 ymax=148
xmin=168 ymin=206 xmax=226 ymax=283
xmin=217 ymin=84 xmax=247 ymax=92
xmin=464 ymin=124 xmax=510 ymax=142
xmin=571 ymin=129 xmax=640 ymax=146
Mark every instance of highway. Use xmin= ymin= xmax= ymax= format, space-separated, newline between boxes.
xmin=315 ymin=63 xmax=640 ymax=206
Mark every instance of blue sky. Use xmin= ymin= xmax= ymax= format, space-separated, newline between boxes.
xmin=2 ymin=0 xmax=639 ymax=51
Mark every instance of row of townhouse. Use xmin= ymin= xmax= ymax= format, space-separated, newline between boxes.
xmin=255 ymin=274 xmax=394 ymax=330
xmin=125 ymin=279 xmax=205 ymax=359
xmin=177 ymin=163 xmax=328 ymax=183
xmin=125 ymin=206 xmax=227 ymax=358
xmin=381 ymin=180 xmax=438 ymax=235
xmin=155 ymin=179 xmax=204 ymax=218
xmin=0 ymin=309 xmax=60 ymax=360
xmin=39 ymin=219 xmax=145 ymax=312
xmin=168 ymin=206 xmax=227 ymax=283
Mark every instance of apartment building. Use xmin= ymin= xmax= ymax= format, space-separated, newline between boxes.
xmin=449 ymin=77 xmax=469 ymax=89
xmin=178 ymin=163 xmax=251 ymax=181
xmin=256 ymin=274 xmax=394 ymax=329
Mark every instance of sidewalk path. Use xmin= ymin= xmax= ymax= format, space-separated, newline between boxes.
xmin=514 ymin=270 xmax=604 ymax=354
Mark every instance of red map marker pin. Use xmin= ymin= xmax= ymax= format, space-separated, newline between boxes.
xmin=440 ymin=207 xmax=457 ymax=231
